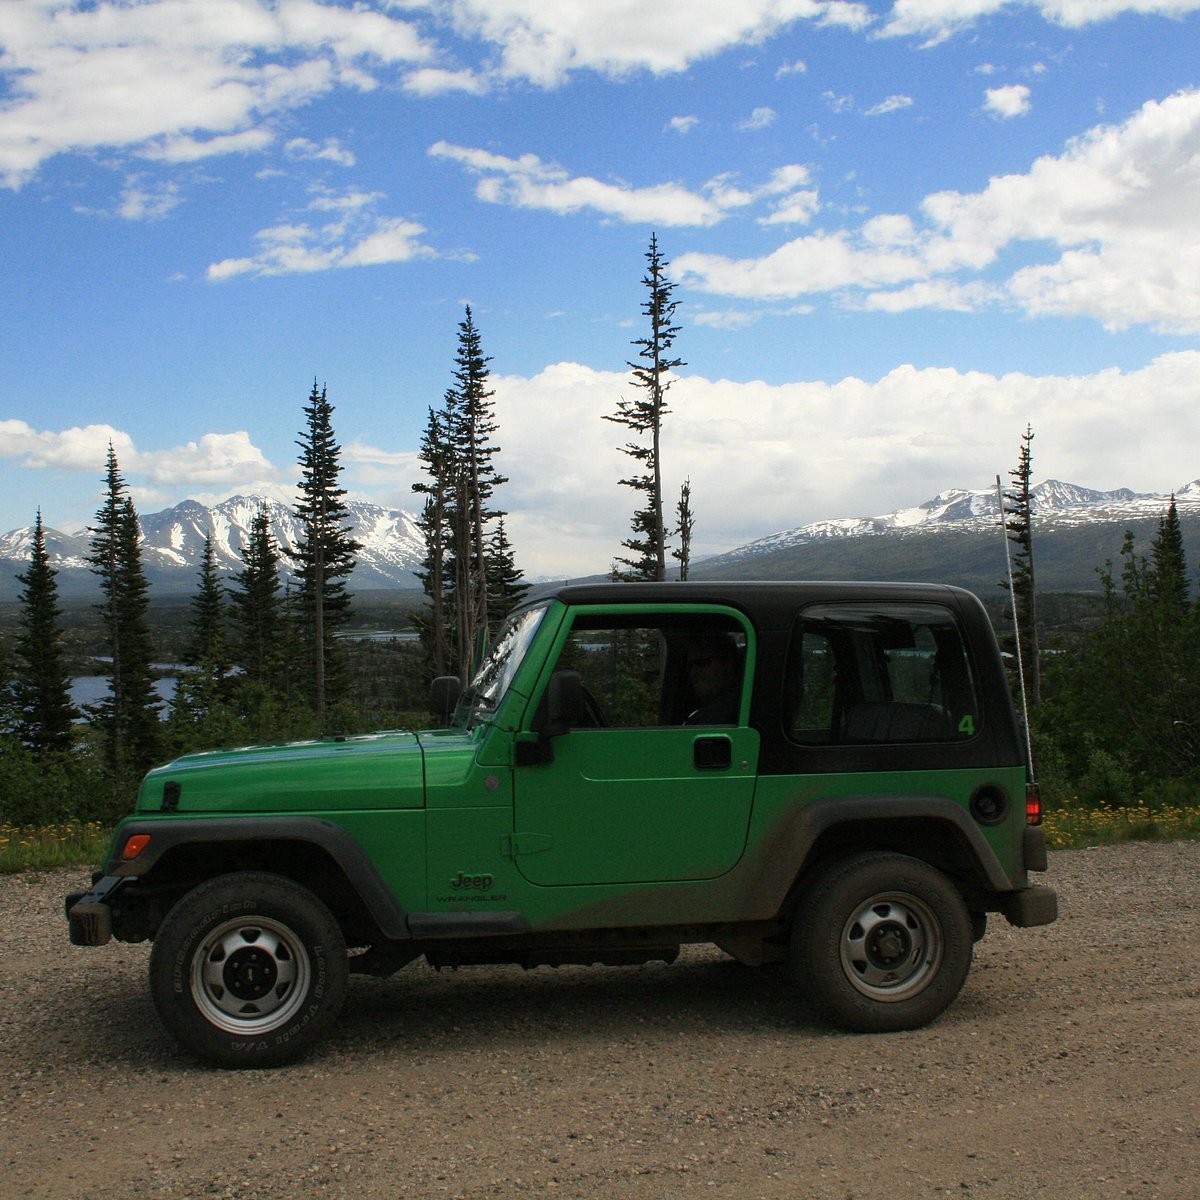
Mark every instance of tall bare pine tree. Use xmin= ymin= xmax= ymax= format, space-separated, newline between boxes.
xmin=1002 ymin=424 xmax=1041 ymax=706
xmin=606 ymin=234 xmax=684 ymax=581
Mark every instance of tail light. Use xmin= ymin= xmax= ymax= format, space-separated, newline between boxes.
xmin=1025 ymin=782 xmax=1043 ymax=826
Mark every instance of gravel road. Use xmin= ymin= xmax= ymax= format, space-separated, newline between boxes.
xmin=3 ymin=842 xmax=1198 ymax=1200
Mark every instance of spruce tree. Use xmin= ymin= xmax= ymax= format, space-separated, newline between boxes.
xmin=413 ymin=309 xmax=517 ymax=680
xmin=1149 ymin=495 xmax=1189 ymax=609
xmin=673 ymin=479 xmax=695 ymax=582
xmin=445 ymin=307 xmax=507 ymax=675
xmin=412 ymin=406 xmax=454 ymax=678
xmin=484 ymin=517 xmax=528 ymax=633
xmin=292 ymin=381 xmax=360 ymax=719
xmin=86 ymin=446 xmax=160 ymax=775
xmin=0 ymin=631 xmax=16 ymax=738
xmin=170 ymin=535 xmax=231 ymax=729
xmin=605 ymin=234 xmax=684 ymax=581
xmin=12 ymin=511 xmax=77 ymax=753
xmin=185 ymin=536 xmax=229 ymax=670
xmin=228 ymin=506 xmax=285 ymax=688
xmin=1001 ymin=425 xmax=1041 ymax=706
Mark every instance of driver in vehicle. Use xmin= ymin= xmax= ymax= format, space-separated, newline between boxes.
xmin=685 ymin=635 xmax=742 ymax=725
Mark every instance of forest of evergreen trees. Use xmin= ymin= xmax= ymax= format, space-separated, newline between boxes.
xmin=1 ymin=240 xmax=1198 ymax=831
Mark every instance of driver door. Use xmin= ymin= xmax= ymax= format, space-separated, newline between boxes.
xmin=512 ymin=609 xmax=759 ymax=887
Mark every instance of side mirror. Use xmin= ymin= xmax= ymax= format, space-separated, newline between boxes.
xmin=545 ymin=670 xmax=585 ymax=736
xmin=515 ymin=671 xmax=586 ymax=767
xmin=430 ymin=676 xmax=462 ymax=724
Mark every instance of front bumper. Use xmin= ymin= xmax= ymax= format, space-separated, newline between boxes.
xmin=65 ymin=876 xmax=126 ymax=946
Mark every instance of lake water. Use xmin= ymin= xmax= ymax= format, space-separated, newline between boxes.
xmin=71 ymin=674 xmax=177 ymax=714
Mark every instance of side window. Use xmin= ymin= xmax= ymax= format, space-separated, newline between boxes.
xmin=784 ymin=603 xmax=979 ymax=745
xmin=551 ymin=612 xmax=748 ymax=727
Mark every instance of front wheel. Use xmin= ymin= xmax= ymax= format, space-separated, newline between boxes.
xmin=149 ymin=872 xmax=348 ymax=1068
xmin=791 ymin=852 xmax=972 ymax=1033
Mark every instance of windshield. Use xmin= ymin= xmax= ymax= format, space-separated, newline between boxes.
xmin=457 ymin=603 xmax=549 ymax=728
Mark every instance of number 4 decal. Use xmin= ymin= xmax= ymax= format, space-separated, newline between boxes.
xmin=958 ymin=715 xmax=976 ymax=736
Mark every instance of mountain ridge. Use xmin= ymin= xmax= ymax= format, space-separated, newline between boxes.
xmin=2 ymin=478 xmax=1197 ymax=599
xmin=704 ymin=478 xmax=1200 ymax=567
xmin=0 ymin=495 xmax=425 ymax=597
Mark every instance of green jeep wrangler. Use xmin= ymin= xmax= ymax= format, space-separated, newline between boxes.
xmin=67 ymin=582 xmax=1056 ymax=1067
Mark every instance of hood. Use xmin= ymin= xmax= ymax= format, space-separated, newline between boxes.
xmin=136 ymin=729 xmax=434 ymax=814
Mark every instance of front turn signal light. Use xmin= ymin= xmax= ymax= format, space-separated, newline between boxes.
xmin=121 ymin=833 xmax=151 ymax=860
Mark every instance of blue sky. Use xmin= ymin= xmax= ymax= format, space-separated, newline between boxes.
xmin=3 ymin=0 xmax=1200 ymax=577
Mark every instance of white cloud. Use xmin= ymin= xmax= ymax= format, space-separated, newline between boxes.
xmin=759 ymin=192 xmax=821 ymax=225
xmin=819 ymin=0 xmax=876 ymax=27
xmin=430 ymin=142 xmax=821 ymax=229
xmin=823 ymin=91 xmax=857 ymax=114
xmin=984 ymin=84 xmax=1032 ymax=119
xmin=667 ymin=115 xmax=700 ymax=135
xmin=822 ymin=91 xmax=913 ymax=117
xmin=285 ymin=137 xmax=356 ymax=167
xmin=0 ymin=0 xmax=432 ymax=187
xmin=136 ymin=432 xmax=276 ymax=485
xmin=446 ymin=1 xmax=875 ymax=87
xmin=740 ymin=106 xmax=778 ymax=131
xmin=693 ymin=309 xmax=763 ymax=330
xmin=865 ymin=94 xmax=914 ymax=116
xmin=0 ymin=422 xmax=277 ymax=488
xmin=677 ymin=90 xmax=1200 ymax=333
xmin=430 ymin=141 xmax=725 ymax=226
xmin=0 ymin=421 xmax=136 ymax=472
xmin=402 ymin=67 xmax=489 ymax=97
xmin=206 ymin=189 xmax=437 ymax=279
xmin=883 ymin=0 xmax=1200 ymax=40
xmin=677 ymin=231 xmax=926 ymax=299
xmin=142 ymin=129 xmax=277 ymax=165
xmin=776 ymin=58 xmax=808 ymax=77
xmin=117 ymin=177 xmax=183 ymax=221
xmin=483 ymin=352 xmax=1200 ymax=576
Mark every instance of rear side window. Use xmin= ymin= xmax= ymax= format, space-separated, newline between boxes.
xmin=784 ymin=603 xmax=980 ymax=745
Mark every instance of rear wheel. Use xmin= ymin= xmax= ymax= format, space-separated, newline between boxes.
xmin=149 ymin=872 xmax=348 ymax=1068
xmin=791 ymin=852 xmax=972 ymax=1032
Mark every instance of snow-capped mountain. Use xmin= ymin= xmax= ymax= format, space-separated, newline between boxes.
xmin=709 ymin=479 xmax=1200 ymax=566
xmin=3 ymin=478 xmax=1197 ymax=599
xmin=0 ymin=495 xmax=425 ymax=594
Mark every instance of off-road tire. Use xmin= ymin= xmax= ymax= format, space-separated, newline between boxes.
xmin=149 ymin=871 xmax=348 ymax=1068
xmin=791 ymin=852 xmax=973 ymax=1032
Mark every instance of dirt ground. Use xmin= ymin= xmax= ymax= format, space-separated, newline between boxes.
xmin=2 ymin=841 xmax=1197 ymax=1200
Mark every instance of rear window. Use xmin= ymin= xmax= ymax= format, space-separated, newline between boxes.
xmin=784 ymin=603 xmax=980 ymax=745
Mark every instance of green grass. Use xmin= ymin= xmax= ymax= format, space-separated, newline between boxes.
xmin=1042 ymin=802 xmax=1200 ymax=850
xmin=0 ymin=822 xmax=111 ymax=874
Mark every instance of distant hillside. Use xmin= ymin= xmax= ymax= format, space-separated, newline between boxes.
xmin=693 ymin=479 xmax=1200 ymax=593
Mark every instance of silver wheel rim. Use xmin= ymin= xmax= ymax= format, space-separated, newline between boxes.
xmin=839 ymin=891 xmax=943 ymax=1003
xmin=191 ymin=915 xmax=311 ymax=1035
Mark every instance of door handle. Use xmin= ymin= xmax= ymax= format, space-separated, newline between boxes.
xmin=693 ymin=735 xmax=732 ymax=770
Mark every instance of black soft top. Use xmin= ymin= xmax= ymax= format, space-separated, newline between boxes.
xmin=531 ymin=580 xmax=978 ymax=634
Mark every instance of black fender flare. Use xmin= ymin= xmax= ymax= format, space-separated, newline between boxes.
xmin=101 ymin=816 xmax=412 ymax=940
xmin=741 ymin=793 xmax=1019 ymax=920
